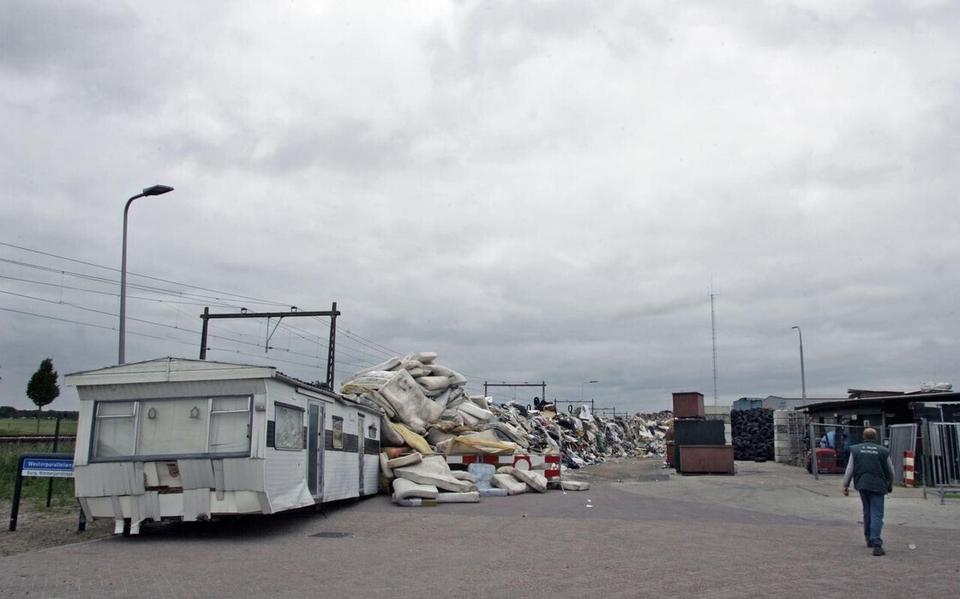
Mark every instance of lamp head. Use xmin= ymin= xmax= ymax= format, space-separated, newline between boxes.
xmin=142 ymin=184 xmax=174 ymax=196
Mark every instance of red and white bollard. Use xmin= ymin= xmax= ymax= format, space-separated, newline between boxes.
xmin=903 ymin=450 xmax=915 ymax=487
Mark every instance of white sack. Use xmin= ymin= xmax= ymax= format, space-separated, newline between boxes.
xmin=376 ymin=370 xmax=443 ymax=433
xmin=451 ymin=471 xmax=477 ymax=483
xmin=448 ymin=371 xmax=468 ymax=387
xmin=406 ymin=352 xmax=438 ymax=365
xmin=393 ymin=455 xmax=474 ymax=493
xmin=348 ymin=357 xmax=402 ymax=379
xmin=492 ymin=473 xmax=528 ymax=495
xmin=459 ymin=401 xmax=494 ymax=422
xmin=480 ymin=488 xmax=509 ymax=497
xmin=486 ymin=422 xmax=530 ymax=448
xmin=380 ymin=414 xmax=406 ymax=446
xmin=469 ymin=395 xmax=490 ymax=410
xmin=417 ymin=376 xmax=452 ymax=391
xmin=433 ymin=388 xmax=453 ymax=410
xmin=427 ymin=365 xmax=454 ymax=377
xmin=446 ymin=388 xmax=468 ymax=409
xmin=426 ymin=428 xmax=455 ymax=446
xmin=400 ymin=359 xmax=425 ymax=372
xmin=394 ymin=497 xmax=424 ymax=507
xmin=387 ymin=452 xmax=422 ymax=469
xmin=458 ymin=410 xmax=481 ymax=427
xmin=379 ymin=453 xmax=394 ymax=479
xmin=513 ymin=468 xmax=548 ymax=493
xmin=436 ymin=492 xmax=480 ymax=503
xmin=341 ymin=371 xmax=393 ymax=395
xmin=392 ymin=478 xmax=438 ymax=500
xmin=560 ymin=480 xmax=590 ymax=491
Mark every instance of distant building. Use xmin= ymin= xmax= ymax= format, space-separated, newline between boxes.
xmin=732 ymin=397 xmax=763 ymax=411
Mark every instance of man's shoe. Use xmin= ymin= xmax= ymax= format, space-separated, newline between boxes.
xmin=872 ymin=545 xmax=885 ymax=556
xmin=866 ymin=539 xmax=874 ymax=548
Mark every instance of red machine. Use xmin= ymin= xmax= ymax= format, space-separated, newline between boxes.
xmin=807 ymin=447 xmax=847 ymax=474
xmin=806 ymin=427 xmax=854 ymax=474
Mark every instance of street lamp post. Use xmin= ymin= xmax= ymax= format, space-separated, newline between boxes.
xmin=119 ymin=185 xmax=174 ymax=364
xmin=580 ymin=380 xmax=599 ymax=403
xmin=792 ymin=326 xmax=806 ymax=400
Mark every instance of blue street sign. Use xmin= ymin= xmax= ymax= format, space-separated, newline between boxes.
xmin=21 ymin=456 xmax=74 ymax=478
xmin=10 ymin=453 xmax=80 ymax=532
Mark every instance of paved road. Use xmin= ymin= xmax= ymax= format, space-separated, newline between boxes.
xmin=1 ymin=459 xmax=957 ymax=598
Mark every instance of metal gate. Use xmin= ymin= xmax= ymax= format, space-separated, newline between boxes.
xmin=923 ymin=420 xmax=960 ymax=504
xmin=887 ymin=423 xmax=917 ymax=485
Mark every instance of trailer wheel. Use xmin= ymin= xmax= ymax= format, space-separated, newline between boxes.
xmin=121 ymin=519 xmax=132 ymax=537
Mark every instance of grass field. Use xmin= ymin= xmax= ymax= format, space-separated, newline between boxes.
xmin=0 ymin=441 xmax=76 ymax=505
xmin=0 ymin=418 xmax=77 ymax=436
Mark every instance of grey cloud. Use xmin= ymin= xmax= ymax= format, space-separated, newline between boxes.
xmin=2 ymin=2 xmax=960 ymax=414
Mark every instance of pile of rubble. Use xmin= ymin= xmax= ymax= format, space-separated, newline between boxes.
xmin=340 ymin=352 xmax=672 ymax=504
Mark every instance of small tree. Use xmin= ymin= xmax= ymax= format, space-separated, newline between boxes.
xmin=26 ymin=358 xmax=60 ymax=433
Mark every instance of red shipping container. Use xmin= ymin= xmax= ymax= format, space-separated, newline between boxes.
xmin=677 ymin=445 xmax=734 ymax=474
xmin=672 ymin=392 xmax=705 ymax=419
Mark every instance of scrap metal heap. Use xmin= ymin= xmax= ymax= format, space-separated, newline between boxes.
xmin=340 ymin=351 xmax=672 ymax=504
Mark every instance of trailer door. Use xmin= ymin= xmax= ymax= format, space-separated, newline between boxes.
xmin=308 ymin=403 xmax=323 ymax=498
xmin=357 ymin=413 xmax=365 ymax=495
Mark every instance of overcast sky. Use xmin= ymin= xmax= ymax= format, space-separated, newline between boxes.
xmin=1 ymin=1 xmax=958 ymax=413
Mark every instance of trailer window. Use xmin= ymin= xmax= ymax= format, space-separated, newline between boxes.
xmin=210 ymin=397 xmax=251 ymax=454
xmin=92 ymin=401 xmax=136 ymax=458
xmin=332 ymin=416 xmax=344 ymax=449
xmin=138 ymin=399 xmax=209 ymax=456
xmin=275 ymin=403 xmax=303 ymax=450
xmin=90 ymin=395 xmax=253 ymax=461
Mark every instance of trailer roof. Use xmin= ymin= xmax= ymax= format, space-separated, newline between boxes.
xmin=65 ymin=357 xmax=379 ymax=413
xmin=65 ymin=357 xmax=276 ymax=387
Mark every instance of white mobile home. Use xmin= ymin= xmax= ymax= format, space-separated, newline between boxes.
xmin=65 ymin=357 xmax=380 ymax=534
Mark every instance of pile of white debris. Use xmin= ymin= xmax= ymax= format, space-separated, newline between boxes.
xmin=340 ymin=351 xmax=671 ymax=506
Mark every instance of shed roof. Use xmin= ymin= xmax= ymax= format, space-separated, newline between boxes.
xmin=801 ymin=391 xmax=960 ymax=413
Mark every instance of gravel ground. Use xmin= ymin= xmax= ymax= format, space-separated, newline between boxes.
xmin=0 ymin=499 xmax=112 ymax=556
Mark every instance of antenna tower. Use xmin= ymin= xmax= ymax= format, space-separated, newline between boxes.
xmin=710 ymin=291 xmax=719 ymax=406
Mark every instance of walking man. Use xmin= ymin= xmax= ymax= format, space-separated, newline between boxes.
xmin=842 ymin=427 xmax=894 ymax=556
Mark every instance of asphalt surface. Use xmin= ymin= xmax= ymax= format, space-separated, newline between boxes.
xmin=1 ymin=459 xmax=957 ymax=598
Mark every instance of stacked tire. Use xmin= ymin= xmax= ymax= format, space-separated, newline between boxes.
xmin=731 ymin=408 xmax=774 ymax=461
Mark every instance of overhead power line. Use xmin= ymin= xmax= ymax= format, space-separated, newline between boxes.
xmin=0 ymin=240 xmax=492 ymax=382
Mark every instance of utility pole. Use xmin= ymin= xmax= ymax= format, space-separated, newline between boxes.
xmin=710 ymin=291 xmax=719 ymax=406
xmin=792 ymin=326 xmax=806 ymax=400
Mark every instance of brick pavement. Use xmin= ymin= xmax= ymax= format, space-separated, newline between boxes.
xmin=1 ymin=460 xmax=957 ymax=598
